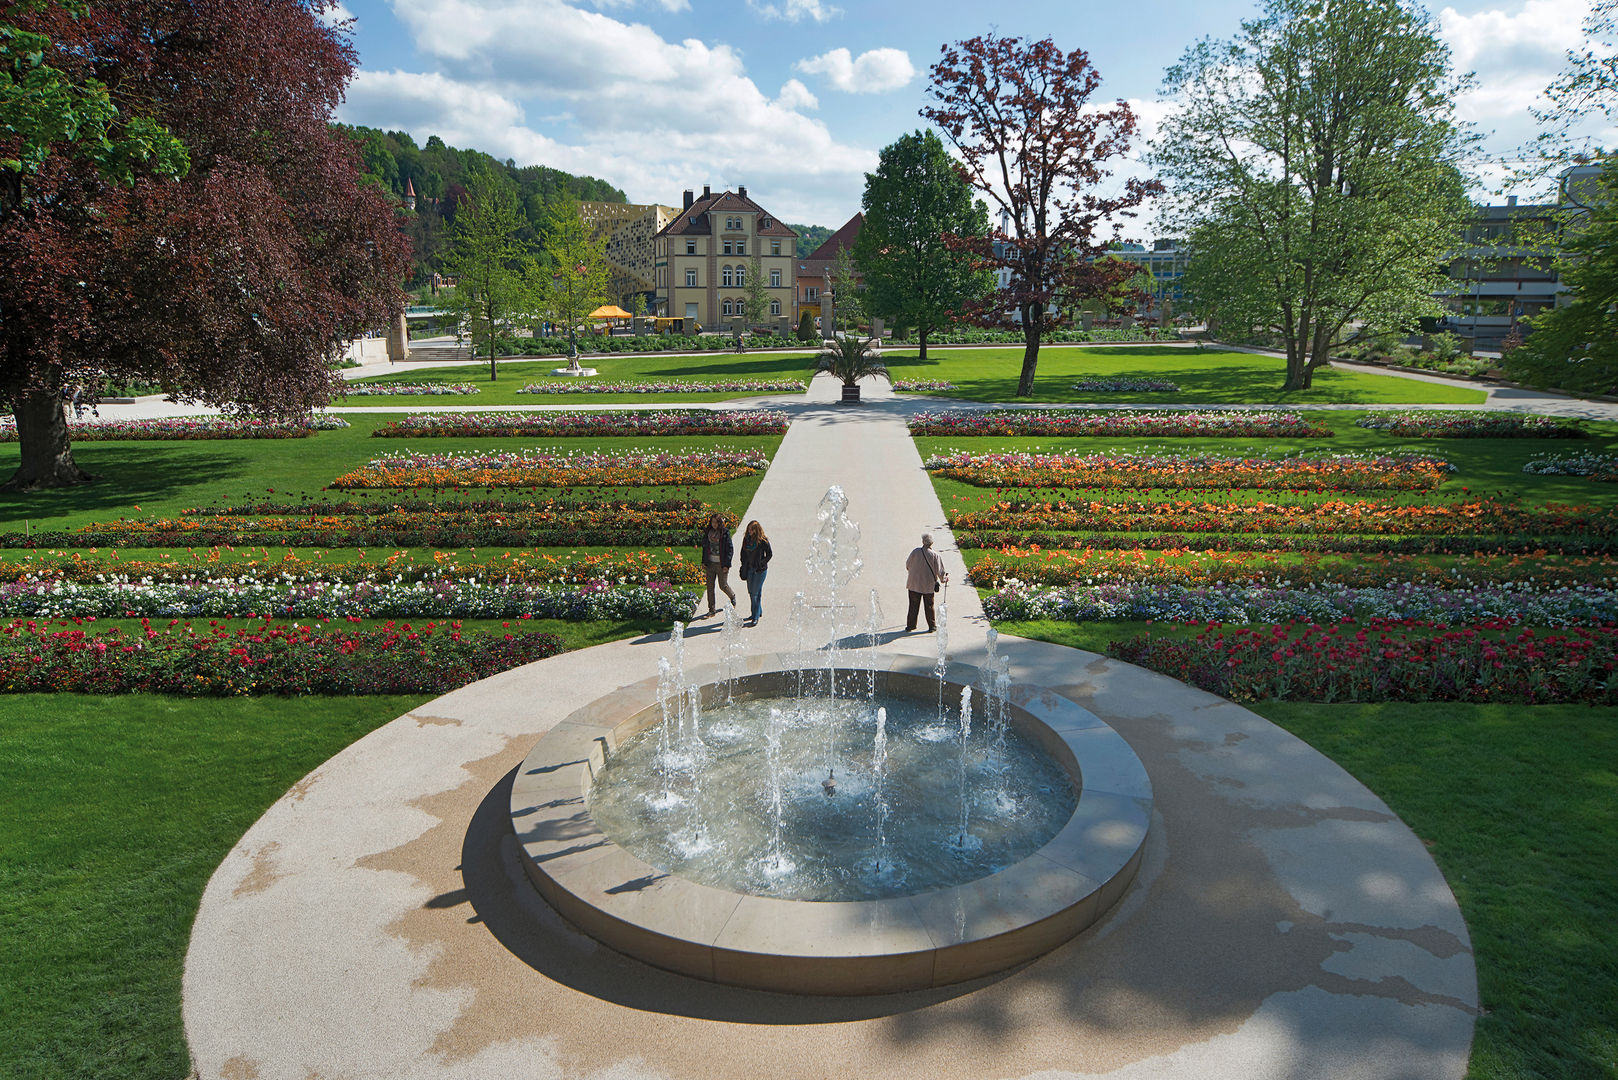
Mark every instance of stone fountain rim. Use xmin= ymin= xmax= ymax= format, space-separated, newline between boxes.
xmin=509 ymin=651 xmax=1153 ymax=995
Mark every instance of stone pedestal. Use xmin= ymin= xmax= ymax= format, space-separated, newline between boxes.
xmin=385 ymin=312 xmax=410 ymax=362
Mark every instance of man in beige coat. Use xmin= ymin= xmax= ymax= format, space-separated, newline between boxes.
xmin=904 ymin=533 xmax=948 ymax=632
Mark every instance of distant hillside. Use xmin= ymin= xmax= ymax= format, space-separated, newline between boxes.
xmin=790 ymin=224 xmax=833 ymax=259
xmin=337 ymin=124 xmax=628 ymax=285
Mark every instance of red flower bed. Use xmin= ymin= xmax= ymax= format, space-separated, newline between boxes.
xmin=1107 ymin=618 xmax=1618 ymax=703
xmin=0 ymin=618 xmax=563 ymax=695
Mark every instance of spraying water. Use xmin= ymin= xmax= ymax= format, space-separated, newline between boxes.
xmin=955 ymin=683 xmax=974 ymax=849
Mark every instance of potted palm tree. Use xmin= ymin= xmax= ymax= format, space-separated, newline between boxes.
xmin=817 ymin=335 xmax=889 ymax=403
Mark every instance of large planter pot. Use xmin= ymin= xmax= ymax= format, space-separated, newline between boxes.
xmin=840 ymin=383 xmax=861 ymax=403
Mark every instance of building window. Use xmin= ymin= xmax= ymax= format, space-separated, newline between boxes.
xmin=685 ymin=239 xmax=696 ymax=255
xmin=685 ymin=269 xmax=697 ymax=287
xmin=723 ymin=239 xmax=733 ymax=255
xmin=736 ymin=240 xmax=746 ymax=256
xmin=762 ymin=217 xmax=772 ymax=228
xmin=657 ymin=268 xmax=665 ymax=287
xmin=722 ymin=299 xmax=734 ymax=316
xmin=771 ymin=240 xmax=781 ymax=256
xmin=735 ymin=266 xmax=745 ymax=287
xmin=806 ymin=287 xmax=819 ymax=302
xmin=722 ymin=266 xmax=734 ymax=287
xmin=770 ymin=269 xmax=781 ymax=288
xmin=770 ymin=299 xmax=782 ymax=316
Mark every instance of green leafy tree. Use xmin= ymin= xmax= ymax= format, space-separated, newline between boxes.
xmin=1092 ymin=252 xmax=1154 ymax=317
xmin=1154 ymin=0 xmax=1472 ymax=391
xmin=854 ymin=129 xmax=992 ymax=362
xmin=443 ymin=163 xmax=523 ymax=380
xmin=1539 ymin=0 xmax=1618 ymax=134
xmin=828 ymin=246 xmax=865 ymax=333
xmin=1504 ymin=160 xmax=1618 ymax=394
xmin=797 ymin=310 xmax=816 ymax=341
xmin=535 ymin=195 xmax=609 ymax=358
xmin=743 ymin=250 xmax=770 ymax=328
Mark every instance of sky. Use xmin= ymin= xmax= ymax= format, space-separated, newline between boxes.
xmin=331 ymin=0 xmax=1612 ymax=232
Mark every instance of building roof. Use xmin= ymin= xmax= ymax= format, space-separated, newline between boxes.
xmin=656 ymin=188 xmax=798 ymax=239
xmin=806 ymin=213 xmax=863 ymax=261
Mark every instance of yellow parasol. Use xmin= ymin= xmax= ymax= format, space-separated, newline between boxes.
xmin=588 ymin=304 xmax=633 ymax=320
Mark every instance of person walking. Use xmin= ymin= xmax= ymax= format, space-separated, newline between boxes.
xmin=737 ymin=520 xmax=773 ymax=626
xmin=904 ymin=533 xmax=948 ymax=632
xmin=697 ymin=512 xmax=738 ymax=617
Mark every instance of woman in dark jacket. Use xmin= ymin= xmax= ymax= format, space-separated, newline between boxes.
xmin=738 ymin=519 xmax=773 ymax=626
xmin=698 ymin=512 xmax=737 ymax=617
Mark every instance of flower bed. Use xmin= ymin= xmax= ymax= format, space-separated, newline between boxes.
xmin=516 ymin=378 xmax=805 ymax=394
xmin=1106 ymin=619 xmax=1618 ymax=704
xmin=0 ymin=576 xmax=696 ymax=622
xmin=329 ymin=448 xmax=768 ymax=489
xmin=1070 ymin=377 xmax=1180 ymax=392
xmin=0 ymin=618 xmax=565 ymax=695
xmin=892 ymin=380 xmax=958 ymax=392
xmin=343 ymin=383 xmax=481 ymax=396
xmin=66 ymin=500 xmax=736 ymax=548
xmin=909 ymin=410 xmax=1331 ymax=438
xmin=984 ymin=580 xmax=1618 ymax=626
xmin=965 ymin=548 xmax=1618 ymax=590
xmin=371 ymin=410 xmax=788 ymax=438
xmin=948 ymin=496 xmax=1614 ymax=539
xmin=925 ymin=451 xmax=1454 ymax=491
xmin=955 ymin=531 xmax=1617 ymax=556
xmin=0 ymin=414 xmax=349 ymax=441
xmin=0 ymin=548 xmax=706 ymax=587
xmin=1355 ymin=411 xmax=1585 ymax=438
xmin=1523 ymin=451 xmax=1618 ymax=480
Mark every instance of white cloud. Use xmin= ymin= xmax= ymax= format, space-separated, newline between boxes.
xmin=794 ymin=47 xmax=915 ymax=93
xmin=747 ymin=0 xmax=839 ymax=23
xmin=338 ymin=1 xmax=878 ymax=224
xmin=316 ymin=2 xmax=354 ymax=27
xmin=1439 ymin=0 xmax=1587 ymax=73
xmin=584 ymin=0 xmax=691 ymax=11
xmin=776 ymin=78 xmax=819 ymax=111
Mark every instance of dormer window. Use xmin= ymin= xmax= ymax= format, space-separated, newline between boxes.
xmin=762 ymin=217 xmax=771 ymax=228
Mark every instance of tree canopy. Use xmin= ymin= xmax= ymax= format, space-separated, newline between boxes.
xmin=443 ymin=162 xmax=524 ymax=379
xmin=854 ymin=129 xmax=991 ymax=361
xmin=1 ymin=0 xmax=409 ymax=490
xmin=922 ymin=33 xmax=1157 ymax=396
xmin=1153 ymin=0 xmax=1471 ymax=390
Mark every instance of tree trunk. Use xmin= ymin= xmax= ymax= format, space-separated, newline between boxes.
xmin=1283 ymin=310 xmax=1312 ymax=392
xmin=4 ymin=378 xmax=93 ymax=491
xmin=918 ymin=325 xmax=929 ymax=363
xmin=1015 ymin=309 xmax=1041 ymax=397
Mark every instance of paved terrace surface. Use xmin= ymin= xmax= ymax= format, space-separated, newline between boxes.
xmin=184 ymin=371 xmax=1480 ymax=1079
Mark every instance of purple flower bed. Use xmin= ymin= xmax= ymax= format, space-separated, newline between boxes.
xmin=370 ymin=410 xmax=788 ymax=438
xmin=892 ymin=380 xmax=958 ymax=392
xmin=908 ymin=409 xmax=1331 ymax=437
xmin=516 ymin=378 xmax=805 ymax=394
xmin=1357 ymin=411 xmax=1586 ymax=438
xmin=343 ymin=383 xmax=481 ymax=396
xmin=0 ymin=414 xmax=349 ymax=441
xmin=1070 ymin=376 xmax=1180 ymax=392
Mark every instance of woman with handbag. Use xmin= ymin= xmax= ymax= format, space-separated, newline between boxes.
xmin=737 ymin=520 xmax=773 ymax=626
xmin=904 ymin=533 xmax=948 ymax=633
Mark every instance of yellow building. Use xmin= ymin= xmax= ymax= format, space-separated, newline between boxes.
xmin=654 ymin=186 xmax=798 ymax=330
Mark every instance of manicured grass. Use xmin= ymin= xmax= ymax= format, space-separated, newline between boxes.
xmin=0 ymin=693 xmax=425 ymax=1080
xmin=345 ymin=349 xmax=818 ymax=405
xmin=0 ymin=413 xmax=783 ymax=534
xmin=886 ymin=345 xmax=1487 ymax=404
xmin=1253 ymin=701 xmax=1618 ymax=1080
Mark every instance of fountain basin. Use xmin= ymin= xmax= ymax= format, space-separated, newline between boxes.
xmin=510 ymin=653 xmax=1152 ymax=995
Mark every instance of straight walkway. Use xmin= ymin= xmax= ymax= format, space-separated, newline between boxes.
xmin=183 ymin=372 xmax=1477 ymax=1079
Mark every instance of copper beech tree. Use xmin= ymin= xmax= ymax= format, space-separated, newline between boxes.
xmin=923 ymin=33 xmax=1160 ymax=397
xmin=0 ymin=0 xmax=408 ymax=491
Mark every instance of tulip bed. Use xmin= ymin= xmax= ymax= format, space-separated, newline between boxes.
xmin=0 ymin=414 xmax=350 ymax=441
xmin=1070 ymin=376 xmax=1180 ymax=392
xmin=516 ymin=378 xmax=805 ymax=394
xmin=910 ymin=410 xmax=1333 ymax=438
xmin=342 ymin=383 xmax=480 ymax=396
xmin=370 ymin=410 xmax=789 ymax=438
xmin=891 ymin=380 xmax=958 ymax=392
xmin=1522 ymin=450 xmax=1618 ymax=479
xmin=1107 ymin=620 xmax=1618 ymax=704
xmin=925 ymin=450 xmax=1454 ymax=491
xmin=329 ymin=447 xmax=768 ymax=489
xmin=0 ymin=617 xmax=564 ymax=695
xmin=1355 ymin=410 xmax=1585 ymax=438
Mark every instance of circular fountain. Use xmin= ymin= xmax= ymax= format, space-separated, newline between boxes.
xmin=508 ymin=490 xmax=1152 ymax=995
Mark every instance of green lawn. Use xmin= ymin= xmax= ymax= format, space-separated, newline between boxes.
xmin=1255 ymin=702 xmax=1618 ymax=1080
xmin=0 ymin=413 xmax=782 ymax=535
xmin=0 ymin=693 xmax=425 ymax=1080
xmin=886 ymin=345 xmax=1487 ymax=404
xmin=344 ymin=349 xmax=818 ymax=405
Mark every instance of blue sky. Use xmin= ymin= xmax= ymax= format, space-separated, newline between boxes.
xmin=332 ymin=0 xmax=1609 ymax=230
